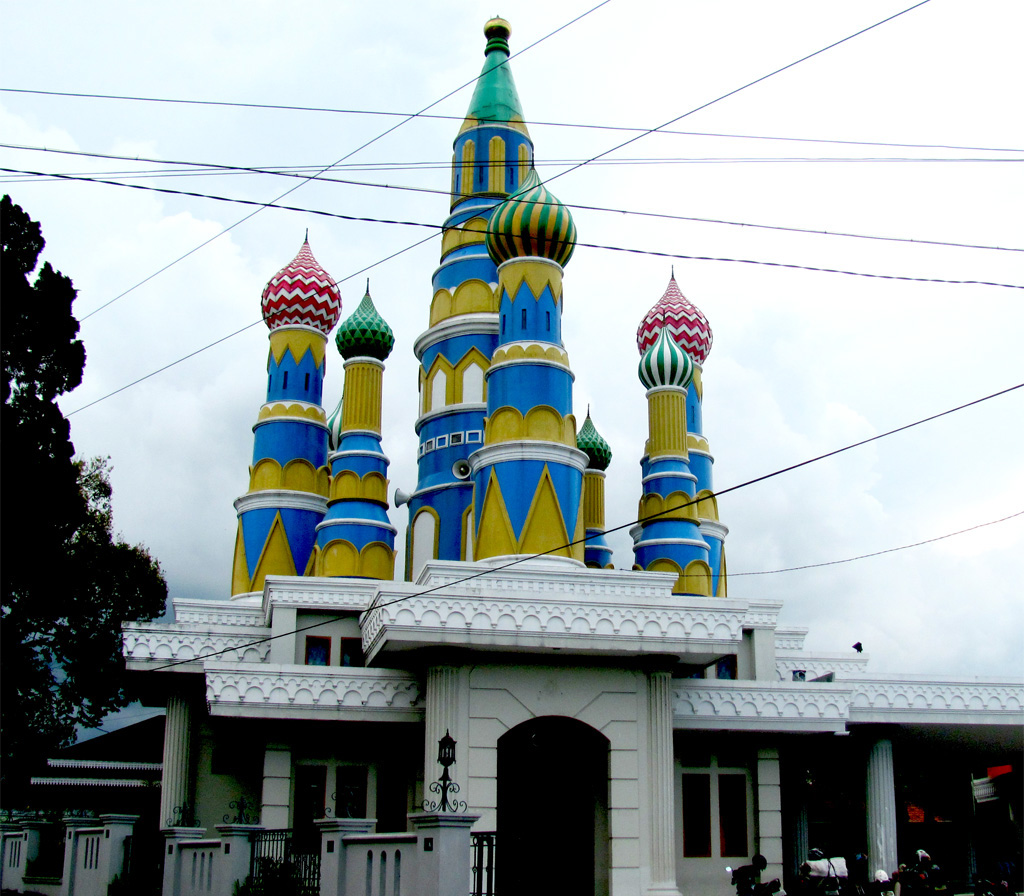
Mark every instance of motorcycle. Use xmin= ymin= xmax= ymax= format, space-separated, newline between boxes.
xmin=799 ymin=849 xmax=849 ymax=895
xmin=727 ymin=854 xmax=785 ymax=896
xmin=894 ymin=851 xmax=945 ymax=894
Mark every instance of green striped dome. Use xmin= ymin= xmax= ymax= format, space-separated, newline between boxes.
xmin=486 ymin=169 xmax=577 ymax=267
xmin=577 ymin=412 xmax=612 ymax=471
xmin=334 ymin=283 xmax=395 ymax=361
xmin=638 ymin=327 xmax=693 ymax=390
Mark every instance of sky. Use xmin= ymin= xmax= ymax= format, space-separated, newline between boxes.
xmin=2 ymin=0 xmax=1022 ymax=681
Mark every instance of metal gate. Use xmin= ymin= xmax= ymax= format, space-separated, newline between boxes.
xmin=471 ymin=831 xmax=496 ymax=896
xmin=249 ymin=830 xmax=320 ymax=896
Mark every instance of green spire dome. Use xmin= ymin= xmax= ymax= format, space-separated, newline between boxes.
xmin=461 ymin=18 xmax=529 ymax=134
xmin=639 ymin=327 xmax=693 ymax=390
xmin=577 ymin=411 xmax=612 ymax=471
xmin=486 ymin=169 xmax=577 ymax=267
xmin=334 ymin=282 xmax=395 ymax=361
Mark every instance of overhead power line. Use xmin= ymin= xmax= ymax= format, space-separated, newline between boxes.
xmin=145 ymin=382 xmax=1024 ymax=672
xmin=4 ymin=87 xmax=1020 ymax=155
xmin=16 ymin=169 xmax=1020 ymax=296
xmin=7 ymin=145 xmax=1020 ymax=254
xmin=72 ymin=1 xmax=613 ymax=321
xmin=730 ymin=509 xmax=1024 ymax=576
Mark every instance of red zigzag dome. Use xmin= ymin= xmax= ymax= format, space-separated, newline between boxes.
xmin=636 ymin=273 xmax=713 ymax=364
xmin=261 ymin=238 xmax=343 ymax=335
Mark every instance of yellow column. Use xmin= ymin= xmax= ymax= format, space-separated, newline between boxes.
xmin=583 ymin=470 xmax=606 ymax=531
xmin=340 ymin=359 xmax=384 ymax=434
xmin=646 ymin=388 xmax=688 ymax=458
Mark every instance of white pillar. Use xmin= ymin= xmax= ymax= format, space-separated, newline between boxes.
xmin=646 ymin=669 xmax=682 ymax=896
xmin=261 ymin=745 xmax=292 ymax=829
xmin=423 ymin=666 xmax=468 ymax=805
xmin=757 ymin=748 xmax=783 ymax=879
xmin=866 ymin=738 xmax=898 ymax=877
xmin=160 ymin=694 xmax=195 ymax=828
xmin=408 ymin=812 xmax=479 ymax=896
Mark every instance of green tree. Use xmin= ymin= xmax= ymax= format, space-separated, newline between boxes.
xmin=1 ymin=195 xmax=168 ymax=802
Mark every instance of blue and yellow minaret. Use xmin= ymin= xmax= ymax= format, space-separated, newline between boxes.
xmin=231 ymin=237 xmax=342 ymax=596
xmin=631 ymin=328 xmax=716 ymax=595
xmin=470 ymin=170 xmax=586 ymax=563
xmin=577 ymin=411 xmax=614 ymax=569
xmin=311 ymin=284 xmax=397 ymax=580
xmin=407 ymin=18 xmax=535 ymax=579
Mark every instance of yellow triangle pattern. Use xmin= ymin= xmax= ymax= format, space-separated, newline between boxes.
xmin=269 ymin=329 xmax=327 ymax=369
xmin=518 ymin=465 xmax=572 ymax=558
xmin=475 ymin=470 xmax=518 ymax=559
xmin=249 ymin=512 xmax=297 ymax=592
xmin=230 ymin=520 xmax=250 ymax=596
xmin=503 ymin=261 xmax=563 ymax=306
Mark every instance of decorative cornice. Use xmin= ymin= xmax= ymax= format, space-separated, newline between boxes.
xmin=414 ymin=314 xmax=499 ymax=360
xmin=672 ymin=676 xmax=1024 ymax=731
xmin=122 ymin=623 xmax=270 ymax=670
xmin=234 ymin=490 xmax=328 ymax=514
xmin=263 ymin=575 xmax=378 ymax=619
xmin=415 ymin=403 xmax=487 ymax=433
xmin=699 ymin=520 xmax=730 ymax=539
xmin=31 ymin=777 xmax=153 ymax=788
xmin=172 ymin=599 xmax=264 ymax=627
xmin=47 ymin=759 xmax=162 ymax=771
xmin=469 ymin=440 xmax=588 ymax=472
xmin=205 ymin=662 xmax=423 ymax=721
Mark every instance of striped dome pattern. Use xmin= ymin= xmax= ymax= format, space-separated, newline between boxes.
xmin=326 ymin=395 xmax=343 ymax=452
xmin=486 ymin=169 xmax=577 ymax=267
xmin=636 ymin=274 xmax=713 ymax=364
xmin=639 ymin=327 xmax=694 ymax=390
xmin=261 ymin=238 xmax=342 ymax=334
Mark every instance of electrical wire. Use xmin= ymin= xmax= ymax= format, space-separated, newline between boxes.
xmin=730 ymin=509 xmax=1024 ymax=576
xmin=72 ymin=0 xmax=613 ymax=321
xmin=545 ymin=0 xmax=937 ymax=187
xmin=16 ymin=169 xmax=1020 ymax=300
xmin=4 ymin=87 xmax=1020 ymax=155
xmin=143 ymin=381 xmax=1024 ymax=672
xmin=7 ymin=145 xmax=1020 ymax=253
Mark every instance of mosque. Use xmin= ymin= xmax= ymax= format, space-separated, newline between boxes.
xmin=115 ymin=18 xmax=1021 ymax=896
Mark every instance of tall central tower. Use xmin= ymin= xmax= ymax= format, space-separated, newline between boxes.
xmin=406 ymin=18 xmax=535 ymax=579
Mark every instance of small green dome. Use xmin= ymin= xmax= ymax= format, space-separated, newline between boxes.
xmin=577 ymin=411 xmax=612 ymax=471
xmin=639 ymin=327 xmax=693 ymax=390
xmin=334 ymin=282 xmax=395 ymax=361
xmin=486 ymin=169 xmax=577 ymax=267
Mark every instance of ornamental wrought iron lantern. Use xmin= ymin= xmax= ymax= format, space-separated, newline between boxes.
xmin=422 ymin=729 xmax=467 ymax=813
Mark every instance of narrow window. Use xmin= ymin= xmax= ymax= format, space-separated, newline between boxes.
xmin=546 ymin=310 xmax=551 ymax=331
xmin=283 ymin=370 xmax=289 ymax=389
xmin=718 ymin=774 xmax=748 ymax=857
xmin=521 ymin=308 xmax=527 ymax=328
xmin=304 ymin=372 xmax=310 ymax=391
xmin=501 ymin=314 xmax=506 ymax=334
xmin=682 ymin=773 xmax=712 ymax=857
xmin=268 ymin=373 xmax=272 ymax=391
xmin=305 ymin=636 xmax=331 ymax=666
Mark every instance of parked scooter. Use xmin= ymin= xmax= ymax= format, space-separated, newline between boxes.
xmin=799 ymin=849 xmax=849 ymax=895
xmin=727 ymin=854 xmax=785 ymax=896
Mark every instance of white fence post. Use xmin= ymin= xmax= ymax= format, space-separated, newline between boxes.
xmin=214 ymin=824 xmax=263 ymax=893
xmin=161 ymin=826 xmax=207 ymax=896
xmin=408 ymin=813 xmax=478 ymax=896
xmin=316 ymin=818 xmax=375 ymax=896
xmin=99 ymin=814 xmax=138 ymax=892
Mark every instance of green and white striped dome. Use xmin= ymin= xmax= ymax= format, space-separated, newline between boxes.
xmin=638 ymin=327 xmax=693 ymax=390
xmin=486 ymin=169 xmax=577 ymax=267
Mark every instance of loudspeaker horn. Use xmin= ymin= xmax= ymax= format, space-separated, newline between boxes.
xmin=452 ymin=459 xmax=472 ymax=480
xmin=394 ymin=488 xmax=412 ymax=507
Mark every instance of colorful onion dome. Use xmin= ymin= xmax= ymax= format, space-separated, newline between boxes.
xmin=577 ymin=411 xmax=612 ymax=471
xmin=636 ymin=272 xmax=713 ymax=364
xmin=639 ymin=327 xmax=694 ymax=390
xmin=486 ymin=169 xmax=577 ymax=267
xmin=334 ymin=282 xmax=395 ymax=361
xmin=261 ymin=236 xmax=342 ymax=334
xmin=326 ymin=395 xmax=343 ymax=451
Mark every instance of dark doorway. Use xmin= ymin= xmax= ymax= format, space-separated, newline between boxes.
xmin=497 ymin=716 xmax=609 ymax=896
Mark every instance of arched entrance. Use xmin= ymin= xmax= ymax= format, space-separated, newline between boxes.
xmin=497 ymin=716 xmax=609 ymax=896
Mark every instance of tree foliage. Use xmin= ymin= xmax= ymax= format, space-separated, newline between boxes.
xmin=1 ymin=195 xmax=167 ymax=801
